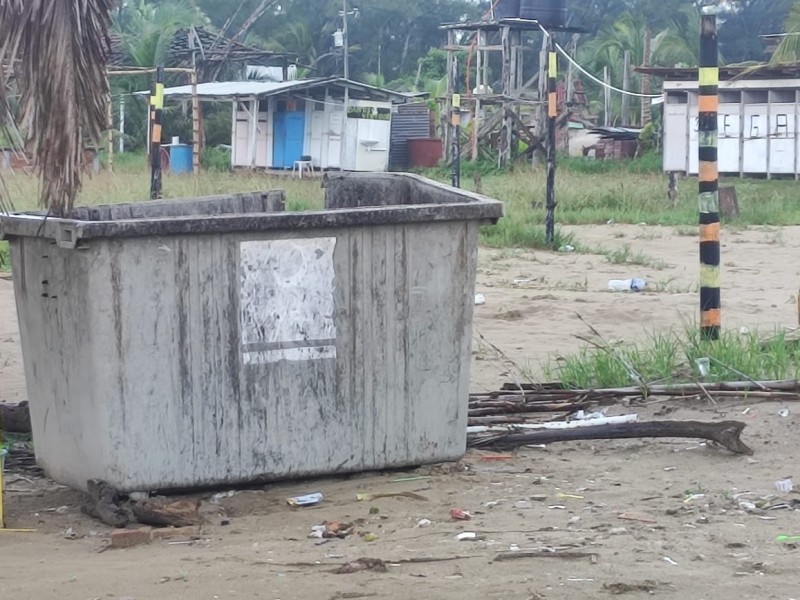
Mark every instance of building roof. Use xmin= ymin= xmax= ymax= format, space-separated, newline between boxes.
xmin=636 ymin=64 xmax=800 ymax=81
xmin=143 ymin=77 xmax=419 ymax=103
xmin=108 ymin=26 xmax=292 ymax=69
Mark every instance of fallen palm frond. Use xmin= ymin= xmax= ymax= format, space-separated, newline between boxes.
xmin=0 ymin=0 xmax=114 ymax=216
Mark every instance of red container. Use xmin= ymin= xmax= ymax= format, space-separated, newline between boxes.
xmin=408 ymin=138 xmax=443 ymax=168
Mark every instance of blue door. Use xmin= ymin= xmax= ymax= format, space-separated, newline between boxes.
xmin=272 ymin=111 xmax=306 ymax=169
xmin=273 ymin=112 xmax=286 ymax=168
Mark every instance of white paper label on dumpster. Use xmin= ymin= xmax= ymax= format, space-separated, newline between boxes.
xmin=240 ymin=237 xmax=337 ymax=364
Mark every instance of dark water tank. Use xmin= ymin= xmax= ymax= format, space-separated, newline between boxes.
xmin=519 ymin=0 xmax=567 ymax=28
xmin=494 ymin=0 xmax=520 ymax=20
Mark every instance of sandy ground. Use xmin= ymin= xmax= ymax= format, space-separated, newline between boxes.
xmin=2 ymin=225 xmax=800 ymax=599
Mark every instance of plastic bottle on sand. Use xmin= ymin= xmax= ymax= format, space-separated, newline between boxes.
xmin=608 ymin=278 xmax=646 ymax=292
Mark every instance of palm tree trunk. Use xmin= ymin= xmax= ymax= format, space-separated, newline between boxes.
xmin=641 ymin=28 xmax=652 ymax=127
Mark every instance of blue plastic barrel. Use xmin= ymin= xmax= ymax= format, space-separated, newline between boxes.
xmin=170 ymin=144 xmax=193 ymax=174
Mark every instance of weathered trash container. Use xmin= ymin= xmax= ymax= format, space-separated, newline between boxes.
xmin=1 ymin=175 xmax=503 ymax=492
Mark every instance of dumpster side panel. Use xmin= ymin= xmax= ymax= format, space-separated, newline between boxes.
xmin=335 ymin=220 xmax=476 ymax=469
xmin=10 ymin=238 xmax=110 ymax=490
xmin=97 ymin=234 xmax=248 ymax=490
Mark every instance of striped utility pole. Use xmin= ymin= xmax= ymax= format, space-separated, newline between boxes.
xmin=698 ymin=14 xmax=720 ymax=341
xmin=545 ymin=34 xmax=557 ymax=245
xmin=149 ymin=66 xmax=165 ymax=200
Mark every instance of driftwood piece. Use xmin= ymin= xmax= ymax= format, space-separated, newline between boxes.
xmin=81 ymin=479 xmax=131 ymax=528
xmin=495 ymin=379 xmax=800 ymax=401
xmin=719 ymin=186 xmax=740 ymax=219
xmin=0 ymin=401 xmax=31 ymax=433
xmin=469 ymin=401 xmax=593 ymax=416
xmin=472 ymin=420 xmax=753 ymax=455
xmin=131 ymin=499 xmax=201 ymax=528
xmin=494 ymin=550 xmax=596 ymax=562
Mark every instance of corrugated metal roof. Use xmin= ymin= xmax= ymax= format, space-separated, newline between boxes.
xmin=138 ymin=77 xmax=417 ymax=103
xmin=157 ymin=79 xmax=328 ymax=100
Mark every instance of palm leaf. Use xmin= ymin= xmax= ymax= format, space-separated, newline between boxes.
xmin=0 ymin=0 xmax=113 ymax=216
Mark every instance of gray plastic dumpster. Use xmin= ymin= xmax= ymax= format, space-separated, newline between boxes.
xmin=0 ymin=174 xmax=503 ymax=492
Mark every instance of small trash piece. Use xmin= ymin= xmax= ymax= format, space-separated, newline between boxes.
xmin=608 ymin=278 xmax=646 ymax=292
xmin=337 ymin=558 xmax=387 ymax=574
xmin=211 ymin=490 xmax=238 ymax=504
xmin=309 ymin=521 xmax=358 ymax=539
xmin=474 ymin=293 xmax=486 ymax=306
xmin=357 ymin=492 xmax=428 ymax=502
xmin=450 ymin=508 xmax=472 ymax=521
xmin=556 ymin=492 xmax=584 ymax=500
xmin=416 ymin=519 xmax=433 ymax=528
xmin=662 ymin=556 xmax=679 ymax=566
xmin=363 ymin=533 xmax=379 ymax=543
xmin=618 ymin=512 xmax=657 ymax=525
xmin=558 ymin=245 xmax=575 ymax=253
xmin=696 ymin=358 xmax=711 ymax=378
xmin=514 ymin=500 xmax=533 ymax=510
xmin=389 ymin=476 xmax=432 ymax=484
xmin=738 ymin=500 xmax=761 ymax=514
xmin=776 ymin=534 xmax=800 ymax=544
xmin=480 ymin=454 xmax=514 ymax=462
xmin=456 ymin=532 xmax=478 ymax=541
xmin=779 ymin=408 xmax=791 ymax=418
xmin=63 ymin=527 xmax=79 ymax=540
xmin=287 ymin=493 xmax=324 ymax=507
xmin=775 ymin=478 xmax=794 ymax=493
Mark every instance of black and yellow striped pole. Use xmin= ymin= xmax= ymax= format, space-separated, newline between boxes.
xmin=698 ymin=15 xmax=720 ymax=340
xmin=149 ymin=65 xmax=165 ymax=200
xmin=545 ymin=35 xmax=557 ymax=245
xmin=451 ymin=92 xmax=461 ymax=188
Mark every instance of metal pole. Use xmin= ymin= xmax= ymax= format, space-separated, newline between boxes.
xmin=149 ymin=65 xmax=165 ymax=200
xmin=699 ymin=13 xmax=720 ymax=340
xmin=451 ymin=92 xmax=461 ymax=188
xmin=119 ymin=98 xmax=125 ymax=154
xmin=107 ymin=93 xmax=114 ymax=173
xmin=340 ymin=0 xmax=350 ymax=171
xmin=545 ymin=36 xmax=558 ymax=245
xmin=343 ymin=0 xmax=349 ymax=82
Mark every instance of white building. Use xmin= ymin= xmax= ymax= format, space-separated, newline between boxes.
xmin=158 ymin=77 xmax=419 ymax=172
xmin=642 ymin=66 xmax=800 ymax=179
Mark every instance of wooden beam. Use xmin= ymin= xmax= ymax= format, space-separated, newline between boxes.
xmin=443 ymin=45 xmax=504 ymax=52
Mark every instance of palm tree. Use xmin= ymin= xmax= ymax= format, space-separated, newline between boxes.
xmin=580 ymin=11 xmax=698 ymax=125
xmin=771 ymin=0 xmax=800 ymax=64
xmin=113 ymin=0 xmax=207 ymax=68
xmin=0 ymin=0 xmax=114 ymax=216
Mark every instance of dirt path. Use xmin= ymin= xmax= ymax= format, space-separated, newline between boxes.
xmin=2 ymin=225 xmax=800 ymax=599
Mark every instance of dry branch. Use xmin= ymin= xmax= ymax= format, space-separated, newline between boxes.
xmin=470 ymin=420 xmax=753 ymax=455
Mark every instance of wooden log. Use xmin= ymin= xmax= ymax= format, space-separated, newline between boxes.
xmin=132 ymin=499 xmax=201 ymax=528
xmin=472 ymin=420 xmax=753 ymax=455
xmin=500 ymin=380 xmax=800 ymax=396
xmin=469 ymin=401 xmax=593 ymax=416
xmin=0 ymin=401 xmax=31 ymax=433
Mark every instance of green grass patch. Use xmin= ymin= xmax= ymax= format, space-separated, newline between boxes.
xmin=546 ymin=328 xmax=800 ymax=389
xmin=2 ymin=157 xmax=325 ymax=212
xmin=417 ymin=157 xmax=800 ymax=248
xmin=0 ymin=241 xmax=9 ymax=272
